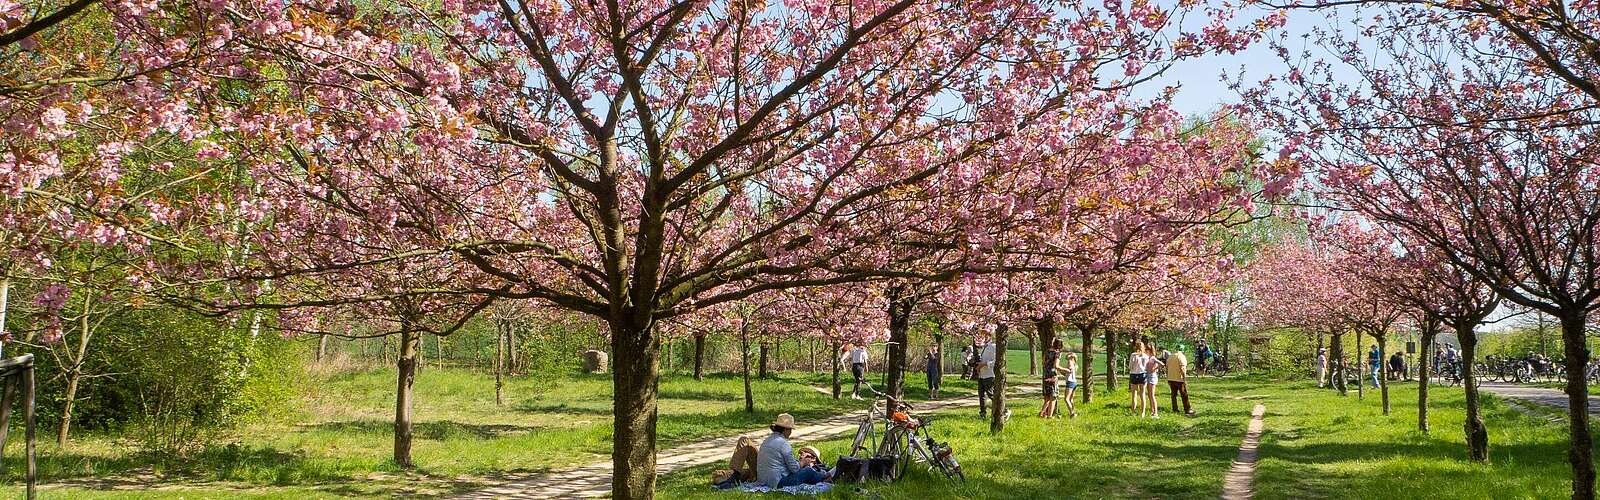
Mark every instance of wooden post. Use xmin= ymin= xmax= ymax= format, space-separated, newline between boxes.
xmin=23 ymin=365 xmax=34 ymax=500
xmin=0 ymin=376 xmax=14 ymax=462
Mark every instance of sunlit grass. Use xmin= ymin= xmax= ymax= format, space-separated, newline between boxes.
xmin=0 ymin=366 xmax=989 ymax=496
xmin=659 ymin=377 xmax=1578 ymax=500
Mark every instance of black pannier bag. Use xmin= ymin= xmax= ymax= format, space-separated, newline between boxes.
xmin=832 ymin=456 xmax=869 ymax=483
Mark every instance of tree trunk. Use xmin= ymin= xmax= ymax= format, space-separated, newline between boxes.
xmin=1331 ymin=332 xmax=1346 ymax=396
xmin=1078 ymin=322 xmax=1094 ymax=404
xmin=316 ymin=334 xmax=330 ymax=362
xmin=58 ymin=292 xmax=95 ymax=448
xmin=1356 ymin=332 xmax=1364 ymax=400
xmin=1376 ymin=333 xmax=1390 ymax=415
xmin=494 ymin=321 xmax=505 ymax=406
xmin=810 ymin=338 xmax=818 ymax=374
xmin=1418 ymin=324 xmax=1435 ymax=433
xmin=57 ymin=371 xmax=79 ymax=448
xmin=507 ymin=325 xmax=519 ymax=373
xmin=1026 ymin=331 xmax=1037 ymax=376
xmin=610 ymin=320 xmax=661 ymax=500
xmin=394 ymin=328 xmax=420 ymax=468
xmin=830 ymin=341 xmax=842 ymax=400
xmin=741 ymin=324 xmax=754 ymax=412
xmin=1457 ymin=321 xmax=1488 ymax=463
xmin=1104 ymin=329 xmax=1118 ymax=394
xmin=884 ymin=290 xmax=915 ymax=399
xmin=1559 ymin=313 xmax=1595 ymax=499
xmin=757 ymin=341 xmax=770 ymax=379
xmin=0 ymin=277 xmax=9 ymax=356
xmin=692 ymin=333 xmax=706 ymax=381
xmin=990 ymin=323 xmax=1008 ymax=434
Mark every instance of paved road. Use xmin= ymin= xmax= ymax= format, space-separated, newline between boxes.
xmin=456 ymin=385 xmax=1036 ymax=499
xmin=1479 ymin=382 xmax=1600 ymax=415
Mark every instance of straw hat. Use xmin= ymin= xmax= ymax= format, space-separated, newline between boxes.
xmin=773 ymin=413 xmax=796 ymax=429
xmin=800 ymin=446 xmax=821 ymax=460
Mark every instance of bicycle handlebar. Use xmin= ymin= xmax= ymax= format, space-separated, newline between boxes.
xmin=861 ymin=384 xmax=914 ymax=411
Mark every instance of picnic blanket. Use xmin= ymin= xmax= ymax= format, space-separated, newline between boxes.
xmin=713 ymin=481 xmax=834 ymax=496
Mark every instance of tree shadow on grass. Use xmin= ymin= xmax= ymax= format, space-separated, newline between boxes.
xmin=305 ymin=419 xmax=546 ymax=440
xmin=659 ymin=388 xmax=748 ymax=402
xmin=0 ymin=443 xmax=511 ymax=497
xmin=512 ymin=401 xmax=612 ymax=417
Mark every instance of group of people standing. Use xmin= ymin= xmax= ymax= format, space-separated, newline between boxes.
xmin=1128 ymin=338 xmax=1195 ymax=418
xmin=839 ymin=336 xmax=1201 ymax=422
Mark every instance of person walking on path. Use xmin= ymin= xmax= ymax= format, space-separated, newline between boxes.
xmin=1040 ymin=339 xmax=1065 ymax=418
xmin=1388 ymin=351 xmax=1407 ymax=381
xmin=843 ymin=343 xmax=870 ymax=400
xmin=1316 ymin=347 xmax=1329 ymax=388
xmin=925 ymin=345 xmax=943 ymax=400
xmin=1165 ymin=345 xmax=1194 ymax=416
xmin=1367 ymin=344 xmax=1382 ymax=389
xmin=1062 ymin=351 xmax=1080 ymax=418
xmin=757 ymin=414 xmax=829 ymax=488
xmin=1143 ymin=340 xmax=1165 ymax=418
xmin=976 ymin=338 xmax=997 ymax=418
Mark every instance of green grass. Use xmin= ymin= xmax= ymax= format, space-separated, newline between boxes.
xmin=4 ymin=366 xmax=1578 ymax=498
xmin=0 ymin=366 xmax=997 ymax=497
xmin=1252 ymin=380 xmax=1579 ymax=499
xmin=658 ymin=377 xmax=1579 ymax=500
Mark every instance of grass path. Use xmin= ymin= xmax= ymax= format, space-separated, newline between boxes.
xmin=1221 ymin=403 xmax=1267 ymax=500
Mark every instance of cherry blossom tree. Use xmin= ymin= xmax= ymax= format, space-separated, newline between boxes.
xmin=155 ymin=1 xmax=1286 ymax=495
xmin=1244 ymin=3 xmax=1599 ymax=491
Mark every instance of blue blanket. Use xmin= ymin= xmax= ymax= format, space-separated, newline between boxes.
xmin=714 ymin=481 xmax=833 ymax=496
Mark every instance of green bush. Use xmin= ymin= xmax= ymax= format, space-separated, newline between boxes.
xmin=75 ymin=308 xmax=299 ymax=453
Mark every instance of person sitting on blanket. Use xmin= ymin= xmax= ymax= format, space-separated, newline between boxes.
xmin=797 ymin=446 xmax=832 ymax=478
xmin=757 ymin=414 xmax=832 ymax=488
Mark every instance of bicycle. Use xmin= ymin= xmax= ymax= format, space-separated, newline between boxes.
xmin=848 ymin=386 xmax=964 ymax=482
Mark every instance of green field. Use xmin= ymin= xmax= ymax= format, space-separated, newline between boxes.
xmin=0 ymin=366 xmax=1006 ymax=497
xmin=0 ymin=367 xmax=1579 ymax=498
xmin=658 ymin=378 xmax=1580 ymax=500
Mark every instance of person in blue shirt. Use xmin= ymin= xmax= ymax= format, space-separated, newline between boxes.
xmin=756 ymin=413 xmax=830 ymax=488
xmin=1368 ymin=345 xmax=1382 ymax=388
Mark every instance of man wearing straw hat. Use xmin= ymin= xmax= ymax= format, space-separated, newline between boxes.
xmin=756 ymin=413 xmax=830 ymax=488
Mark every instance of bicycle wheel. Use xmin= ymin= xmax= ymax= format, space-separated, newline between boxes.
xmin=891 ymin=431 xmax=911 ymax=480
xmin=849 ymin=417 xmax=874 ymax=457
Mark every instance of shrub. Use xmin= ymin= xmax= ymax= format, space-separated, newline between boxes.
xmin=75 ymin=308 xmax=299 ymax=453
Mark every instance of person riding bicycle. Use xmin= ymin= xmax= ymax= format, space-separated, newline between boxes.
xmin=1196 ymin=341 xmax=1213 ymax=374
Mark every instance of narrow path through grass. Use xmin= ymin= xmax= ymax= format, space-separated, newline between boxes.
xmin=1221 ymin=403 xmax=1267 ymax=499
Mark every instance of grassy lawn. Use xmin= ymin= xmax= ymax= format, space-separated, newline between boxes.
xmin=1253 ymin=380 xmax=1578 ymax=499
xmin=1 ymin=365 xmax=1573 ymax=499
xmin=658 ymin=377 xmax=1579 ymax=500
xmin=0 ymin=366 xmax=993 ymax=497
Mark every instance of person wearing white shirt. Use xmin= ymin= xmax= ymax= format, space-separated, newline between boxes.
xmin=1129 ymin=343 xmax=1150 ymax=417
xmin=842 ymin=343 xmax=870 ymax=400
xmin=976 ymin=339 xmax=996 ymax=418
